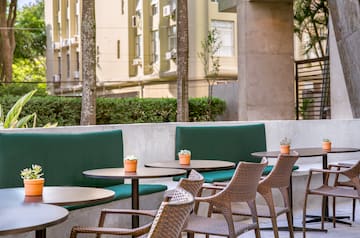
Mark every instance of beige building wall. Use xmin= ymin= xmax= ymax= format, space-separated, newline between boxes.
xmin=45 ymin=0 xmax=237 ymax=98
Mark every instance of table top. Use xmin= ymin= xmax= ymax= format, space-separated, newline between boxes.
xmin=83 ymin=167 xmax=187 ymax=179
xmin=252 ymin=147 xmax=360 ymax=158
xmin=145 ymin=160 xmax=236 ymax=171
xmin=0 ymin=203 xmax=68 ymax=235
xmin=0 ymin=186 xmax=115 ymax=206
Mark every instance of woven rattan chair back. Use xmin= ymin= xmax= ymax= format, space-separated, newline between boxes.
xmin=178 ymin=169 xmax=204 ymax=197
xmin=258 ymin=152 xmax=299 ymax=191
xmin=221 ymin=158 xmax=268 ymax=202
xmin=147 ymin=188 xmax=194 ymax=238
xmin=342 ymin=161 xmax=360 ymax=193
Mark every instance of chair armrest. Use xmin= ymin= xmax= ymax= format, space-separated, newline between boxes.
xmin=100 ymin=208 xmax=157 ymax=217
xmin=309 ymin=168 xmax=344 ymax=174
xmin=202 ymin=184 xmax=226 ymax=191
xmin=71 ymin=223 xmax=152 ymax=237
xmin=212 ymin=182 xmax=228 ymax=186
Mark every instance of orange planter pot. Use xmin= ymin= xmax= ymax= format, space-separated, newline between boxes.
xmin=322 ymin=142 xmax=332 ymax=151
xmin=178 ymin=154 xmax=191 ymax=165
xmin=124 ymin=160 xmax=137 ymax=172
xmin=23 ymin=178 xmax=45 ymax=196
xmin=280 ymin=145 xmax=290 ymax=154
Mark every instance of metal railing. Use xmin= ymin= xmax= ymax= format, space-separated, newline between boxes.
xmin=295 ymin=56 xmax=330 ymax=120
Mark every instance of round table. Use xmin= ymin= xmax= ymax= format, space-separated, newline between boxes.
xmin=0 ymin=186 xmax=115 ymax=206
xmin=144 ymin=160 xmax=236 ymax=176
xmin=0 ymin=202 xmax=68 ymax=238
xmin=0 ymin=186 xmax=115 ymax=238
xmin=82 ymin=167 xmax=187 ymax=228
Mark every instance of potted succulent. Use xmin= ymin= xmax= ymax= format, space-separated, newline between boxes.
xmin=322 ymin=138 xmax=332 ymax=151
xmin=178 ymin=149 xmax=191 ymax=165
xmin=20 ymin=164 xmax=45 ymax=196
xmin=280 ymin=137 xmax=291 ymax=154
xmin=124 ymin=155 xmax=138 ymax=172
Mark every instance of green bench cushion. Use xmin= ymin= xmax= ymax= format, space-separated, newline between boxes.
xmin=175 ymin=124 xmax=267 ymax=163
xmin=0 ymin=130 xmax=124 ymax=188
xmin=65 ymin=184 xmax=168 ymax=210
xmin=173 ymin=165 xmax=300 ymax=183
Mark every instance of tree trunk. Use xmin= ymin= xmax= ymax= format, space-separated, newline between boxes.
xmin=176 ymin=0 xmax=189 ymax=122
xmin=80 ymin=0 xmax=97 ymax=125
xmin=0 ymin=0 xmax=17 ymax=83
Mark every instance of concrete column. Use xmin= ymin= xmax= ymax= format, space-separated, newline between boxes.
xmin=237 ymin=0 xmax=295 ymax=120
xmin=329 ymin=0 xmax=360 ymax=118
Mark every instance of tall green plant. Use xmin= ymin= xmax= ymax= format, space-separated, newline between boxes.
xmin=0 ymin=89 xmax=56 ymax=128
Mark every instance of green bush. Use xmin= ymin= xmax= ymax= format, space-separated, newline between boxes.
xmin=0 ymin=96 xmax=226 ymax=127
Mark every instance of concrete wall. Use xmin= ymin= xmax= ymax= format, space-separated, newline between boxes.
xmin=2 ymin=120 xmax=360 ymax=168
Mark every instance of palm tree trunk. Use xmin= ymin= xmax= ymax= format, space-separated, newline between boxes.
xmin=80 ymin=0 xmax=97 ymax=125
xmin=176 ymin=0 xmax=189 ymax=122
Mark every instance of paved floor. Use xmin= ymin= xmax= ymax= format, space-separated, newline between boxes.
xmin=184 ymin=201 xmax=360 ymax=238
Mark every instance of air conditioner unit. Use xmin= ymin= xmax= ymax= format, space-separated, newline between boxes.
xmin=53 ymin=42 xmax=61 ymax=50
xmin=132 ymin=58 xmax=142 ymax=66
xmin=73 ymin=71 xmax=80 ymax=79
xmin=62 ymin=39 xmax=69 ymax=47
xmin=71 ymin=35 xmax=80 ymax=44
xmin=165 ymin=51 xmax=172 ymax=60
xmin=131 ymin=15 xmax=138 ymax=28
xmin=163 ymin=5 xmax=171 ymax=17
xmin=53 ymin=74 xmax=61 ymax=82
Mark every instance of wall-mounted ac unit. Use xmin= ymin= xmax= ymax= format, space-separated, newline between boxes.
xmin=165 ymin=49 xmax=177 ymax=60
xmin=73 ymin=71 xmax=80 ymax=79
xmin=53 ymin=42 xmax=61 ymax=50
xmin=62 ymin=39 xmax=69 ymax=47
xmin=71 ymin=35 xmax=80 ymax=44
xmin=165 ymin=51 xmax=172 ymax=60
xmin=53 ymin=74 xmax=61 ymax=82
xmin=131 ymin=15 xmax=138 ymax=28
xmin=163 ymin=5 xmax=171 ymax=17
xmin=132 ymin=58 xmax=142 ymax=66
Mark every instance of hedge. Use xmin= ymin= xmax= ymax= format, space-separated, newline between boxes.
xmin=0 ymin=96 xmax=226 ymax=127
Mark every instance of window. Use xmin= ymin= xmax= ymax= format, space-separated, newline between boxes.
xmin=211 ymin=20 xmax=234 ymax=57
xmin=167 ymin=25 xmax=176 ymax=51
xmin=66 ymin=54 xmax=70 ymax=78
xmin=151 ymin=0 xmax=158 ymax=16
xmin=136 ymin=35 xmax=143 ymax=58
xmin=151 ymin=31 xmax=159 ymax=63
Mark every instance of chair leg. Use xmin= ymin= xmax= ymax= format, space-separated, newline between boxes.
xmin=321 ymin=196 xmax=326 ymax=230
xmin=302 ymin=193 xmax=308 ymax=238
xmin=286 ymin=210 xmax=295 ymax=238
xmin=352 ymin=198 xmax=356 ymax=221
xmin=254 ymin=226 xmax=261 ymax=238
xmin=333 ymin=197 xmax=336 ymax=228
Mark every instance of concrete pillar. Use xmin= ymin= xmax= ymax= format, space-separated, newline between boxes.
xmin=329 ymin=0 xmax=360 ymax=118
xmin=237 ymin=0 xmax=295 ymax=120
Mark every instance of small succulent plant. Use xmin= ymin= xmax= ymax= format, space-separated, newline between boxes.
xmin=124 ymin=155 xmax=138 ymax=161
xmin=20 ymin=164 xmax=44 ymax=180
xmin=323 ymin=138 xmax=331 ymax=142
xmin=178 ymin=149 xmax=191 ymax=155
xmin=280 ymin=137 xmax=291 ymax=146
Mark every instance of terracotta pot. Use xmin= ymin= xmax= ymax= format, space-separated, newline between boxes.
xmin=322 ymin=141 xmax=332 ymax=151
xmin=23 ymin=178 xmax=45 ymax=196
xmin=280 ymin=145 xmax=290 ymax=154
xmin=124 ymin=159 xmax=137 ymax=172
xmin=178 ymin=154 xmax=191 ymax=165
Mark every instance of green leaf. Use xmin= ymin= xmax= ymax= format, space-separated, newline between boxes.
xmin=15 ymin=113 xmax=37 ymax=128
xmin=3 ymin=90 xmax=37 ymax=128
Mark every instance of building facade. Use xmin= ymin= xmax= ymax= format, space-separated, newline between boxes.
xmin=44 ymin=0 xmax=237 ymax=98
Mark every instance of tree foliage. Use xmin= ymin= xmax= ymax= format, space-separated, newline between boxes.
xmin=294 ymin=0 xmax=329 ymax=58
xmin=14 ymin=0 xmax=45 ymax=60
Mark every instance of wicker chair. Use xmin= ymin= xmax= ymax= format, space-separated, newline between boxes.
xmin=332 ymin=162 xmax=358 ymax=222
xmin=183 ymin=158 xmax=268 ymax=238
xmin=217 ymin=152 xmax=299 ymax=238
xmin=302 ymin=160 xmax=360 ymax=237
xmin=70 ymin=188 xmax=194 ymax=238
